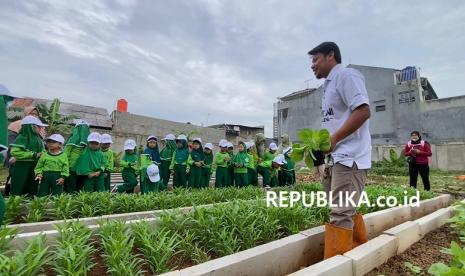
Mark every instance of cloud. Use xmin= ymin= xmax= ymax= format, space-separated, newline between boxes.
xmin=0 ymin=0 xmax=464 ymax=138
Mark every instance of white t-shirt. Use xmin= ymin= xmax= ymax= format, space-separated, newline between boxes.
xmin=321 ymin=64 xmax=372 ymax=169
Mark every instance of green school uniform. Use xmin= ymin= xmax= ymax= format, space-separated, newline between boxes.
xmin=215 ymin=151 xmax=230 ymax=188
xmin=188 ymin=145 xmax=205 ymax=189
xmin=233 ymin=142 xmax=249 ymax=188
xmin=201 ymin=151 xmax=214 ymax=188
xmin=117 ymin=151 xmax=139 ymax=193
xmin=34 ymin=151 xmax=69 ymax=196
xmin=10 ymin=124 xmax=44 ymax=196
xmin=140 ymin=174 xmax=163 ymax=193
xmin=257 ymin=150 xmax=277 ymax=187
xmin=228 ymin=151 xmax=235 ymax=187
xmin=139 ymin=151 xmax=165 ymax=193
xmin=101 ymin=149 xmax=114 ymax=191
xmin=1 ymin=94 xmax=14 ymax=225
xmin=283 ymin=154 xmax=296 ymax=186
xmin=160 ymin=140 xmax=176 ymax=187
xmin=169 ymin=140 xmax=189 ymax=188
xmin=0 ymin=95 xmax=10 ymax=152
xmin=64 ymin=124 xmax=90 ymax=193
xmin=247 ymin=151 xmax=258 ymax=186
xmin=75 ymin=147 xmax=105 ymax=192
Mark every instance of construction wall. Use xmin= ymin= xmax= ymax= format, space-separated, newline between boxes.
xmin=372 ymin=141 xmax=465 ymax=171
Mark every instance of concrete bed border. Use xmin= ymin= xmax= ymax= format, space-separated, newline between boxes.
xmin=6 ymin=194 xmax=452 ymax=275
xmin=289 ymin=194 xmax=457 ymax=276
xmin=158 ymin=194 xmax=451 ymax=276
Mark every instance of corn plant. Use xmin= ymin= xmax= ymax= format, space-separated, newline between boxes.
xmin=53 ymin=194 xmax=77 ymax=219
xmin=53 ymin=221 xmax=95 ymax=276
xmin=98 ymin=220 xmax=144 ymax=276
xmin=132 ymin=221 xmax=180 ymax=274
xmin=23 ymin=196 xmax=50 ymax=223
xmin=0 ymin=234 xmax=50 ymax=276
xmin=6 ymin=186 xmax=265 ymax=225
xmin=4 ymin=196 xmax=26 ymax=224
xmin=175 ymin=230 xmax=211 ymax=265
xmin=0 ymin=227 xmax=17 ymax=252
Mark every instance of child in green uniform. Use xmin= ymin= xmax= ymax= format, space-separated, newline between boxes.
xmin=227 ymin=142 xmax=235 ymax=187
xmin=170 ymin=135 xmax=189 ymax=188
xmin=1 ymin=90 xmax=14 ymax=224
xmin=258 ymin=154 xmax=287 ymax=188
xmin=201 ymin=143 xmax=214 ymax=188
xmin=100 ymin=134 xmax=114 ymax=191
xmin=215 ymin=140 xmax=231 ymax=188
xmin=257 ymin=142 xmax=278 ymax=187
xmin=140 ymin=164 xmax=163 ymax=193
xmin=282 ymin=147 xmax=296 ymax=186
xmin=140 ymin=136 xmax=163 ymax=193
xmin=271 ymin=154 xmax=287 ymax=187
xmin=233 ymin=141 xmax=250 ymax=188
xmin=75 ymin=132 xmax=105 ymax=192
xmin=159 ymin=134 xmax=176 ymax=187
xmin=10 ymin=115 xmax=47 ymax=196
xmin=117 ymin=139 xmax=139 ymax=193
xmin=64 ymin=120 xmax=90 ymax=193
xmin=188 ymin=138 xmax=205 ymax=189
xmin=34 ymin=134 xmax=69 ymax=196
xmin=245 ymin=141 xmax=258 ymax=186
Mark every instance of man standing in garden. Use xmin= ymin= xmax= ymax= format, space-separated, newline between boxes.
xmin=308 ymin=42 xmax=371 ymax=259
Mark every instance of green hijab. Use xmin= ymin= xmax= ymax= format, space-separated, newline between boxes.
xmin=0 ymin=96 xmax=9 ymax=151
xmin=204 ymin=149 xmax=213 ymax=165
xmin=233 ymin=142 xmax=249 ymax=164
xmin=175 ymin=139 xmax=189 ymax=164
xmin=66 ymin=124 xmax=90 ymax=147
xmin=123 ymin=148 xmax=139 ymax=164
xmin=160 ymin=140 xmax=177 ymax=159
xmin=190 ymin=141 xmax=205 ymax=162
xmin=10 ymin=124 xmax=44 ymax=153
xmin=74 ymin=147 xmax=103 ymax=175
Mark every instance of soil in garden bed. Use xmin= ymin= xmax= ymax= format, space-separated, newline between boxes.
xmin=367 ymin=224 xmax=460 ymax=276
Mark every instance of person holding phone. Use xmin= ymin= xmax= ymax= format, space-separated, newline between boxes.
xmin=404 ymin=131 xmax=432 ymax=191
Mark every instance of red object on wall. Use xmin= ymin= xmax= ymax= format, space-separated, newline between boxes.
xmin=117 ymin=99 xmax=128 ymax=112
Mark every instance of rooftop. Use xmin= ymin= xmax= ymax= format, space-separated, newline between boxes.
xmin=8 ymin=97 xmax=113 ymax=129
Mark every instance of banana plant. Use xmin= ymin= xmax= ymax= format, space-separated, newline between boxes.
xmin=36 ymin=98 xmax=77 ymax=136
xmin=291 ymin=128 xmax=331 ymax=168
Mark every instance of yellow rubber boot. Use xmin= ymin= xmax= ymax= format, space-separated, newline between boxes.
xmin=324 ymin=223 xmax=353 ymax=259
xmin=352 ymin=214 xmax=368 ymax=248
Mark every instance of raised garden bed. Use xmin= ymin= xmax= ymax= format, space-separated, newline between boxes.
xmin=366 ymin=224 xmax=459 ymax=276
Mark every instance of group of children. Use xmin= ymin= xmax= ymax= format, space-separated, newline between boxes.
xmin=8 ymin=116 xmax=296 ymax=198
xmin=214 ymin=139 xmax=296 ymax=188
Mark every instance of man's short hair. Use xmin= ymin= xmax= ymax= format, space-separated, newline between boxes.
xmin=308 ymin=42 xmax=342 ymax=64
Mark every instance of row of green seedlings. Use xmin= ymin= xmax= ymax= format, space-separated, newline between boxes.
xmin=0 ymin=199 xmax=328 ymax=275
xmin=4 ymin=186 xmax=264 ymax=224
xmin=0 ymin=222 xmax=94 ymax=276
xmin=5 ymin=182 xmax=434 ymax=226
xmin=0 ymin=184 xmax=436 ymax=276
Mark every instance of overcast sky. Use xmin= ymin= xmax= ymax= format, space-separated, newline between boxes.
xmin=1 ymin=0 xmax=464 ymax=137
